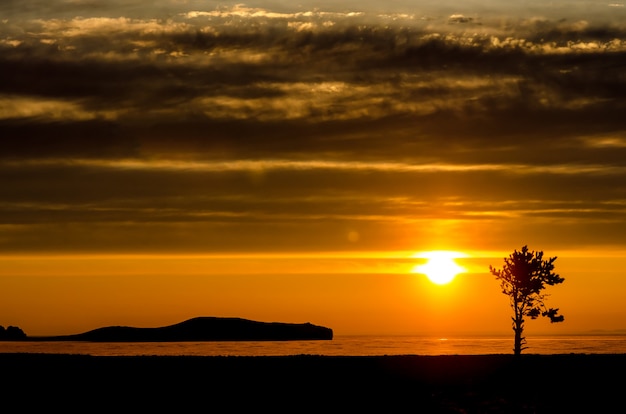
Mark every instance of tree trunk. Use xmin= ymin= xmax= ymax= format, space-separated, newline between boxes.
xmin=513 ymin=317 xmax=524 ymax=356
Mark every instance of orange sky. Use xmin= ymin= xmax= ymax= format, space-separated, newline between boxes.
xmin=2 ymin=250 xmax=625 ymax=337
xmin=1 ymin=1 xmax=626 ymax=338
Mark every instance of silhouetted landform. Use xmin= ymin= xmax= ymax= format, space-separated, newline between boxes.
xmin=2 ymin=353 xmax=624 ymax=412
xmin=32 ymin=317 xmax=333 ymax=342
xmin=0 ymin=325 xmax=26 ymax=340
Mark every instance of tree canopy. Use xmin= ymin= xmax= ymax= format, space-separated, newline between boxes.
xmin=490 ymin=245 xmax=564 ymax=354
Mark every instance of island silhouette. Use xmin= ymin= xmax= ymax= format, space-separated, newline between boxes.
xmin=21 ymin=317 xmax=333 ymax=342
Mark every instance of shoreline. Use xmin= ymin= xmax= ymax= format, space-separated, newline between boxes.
xmin=2 ymin=353 xmax=624 ymax=411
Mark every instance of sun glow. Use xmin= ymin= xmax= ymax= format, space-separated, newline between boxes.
xmin=411 ymin=251 xmax=467 ymax=285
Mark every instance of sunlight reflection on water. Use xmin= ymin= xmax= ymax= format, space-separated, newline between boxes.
xmin=1 ymin=335 xmax=625 ymax=356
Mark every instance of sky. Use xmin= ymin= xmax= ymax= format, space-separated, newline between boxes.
xmin=1 ymin=0 xmax=626 ymax=337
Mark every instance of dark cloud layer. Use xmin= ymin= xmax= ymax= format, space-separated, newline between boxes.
xmin=1 ymin=2 xmax=626 ymax=253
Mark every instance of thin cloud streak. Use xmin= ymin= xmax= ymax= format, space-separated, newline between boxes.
xmin=3 ymin=158 xmax=626 ymax=176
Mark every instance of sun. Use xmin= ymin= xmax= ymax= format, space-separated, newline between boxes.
xmin=411 ymin=251 xmax=467 ymax=285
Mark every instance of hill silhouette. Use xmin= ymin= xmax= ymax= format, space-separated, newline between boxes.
xmin=32 ymin=317 xmax=333 ymax=342
xmin=0 ymin=325 xmax=26 ymax=340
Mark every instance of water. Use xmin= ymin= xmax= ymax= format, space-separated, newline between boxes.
xmin=2 ymin=335 xmax=626 ymax=356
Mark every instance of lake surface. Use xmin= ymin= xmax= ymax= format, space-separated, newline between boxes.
xmin=2 ymin=335 xmax=626 ymax=356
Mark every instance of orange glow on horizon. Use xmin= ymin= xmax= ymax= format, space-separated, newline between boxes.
xmin=2 ymin=250 xmax=626 ymax=337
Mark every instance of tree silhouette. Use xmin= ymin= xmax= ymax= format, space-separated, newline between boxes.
xmin=489 ymin=245 xmax=565 ymax=355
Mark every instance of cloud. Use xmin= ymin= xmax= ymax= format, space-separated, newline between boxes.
xmin=1 ymin=2 xmax=625 ymax=253
xmin=2 ymin=10 xmax=625 ymax=127
xmin=181 ymin=5 xmax=366 ymax=20
xmin=448 ymin=14 xmax=474 ymax=24
xmin=4 ymin=157 xmax=626 ymax=177
xmin=581 ymin=136 xmax=626 ymax=148
xmin=0 ymin=94 xmax=103 ymax=120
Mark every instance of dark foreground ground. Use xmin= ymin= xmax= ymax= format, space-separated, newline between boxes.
xmin=1 ymin=353 xmax=624 ymax=412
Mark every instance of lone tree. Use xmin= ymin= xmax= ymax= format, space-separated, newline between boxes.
xmin=490 ymin=245 xmax=565 ymax=355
